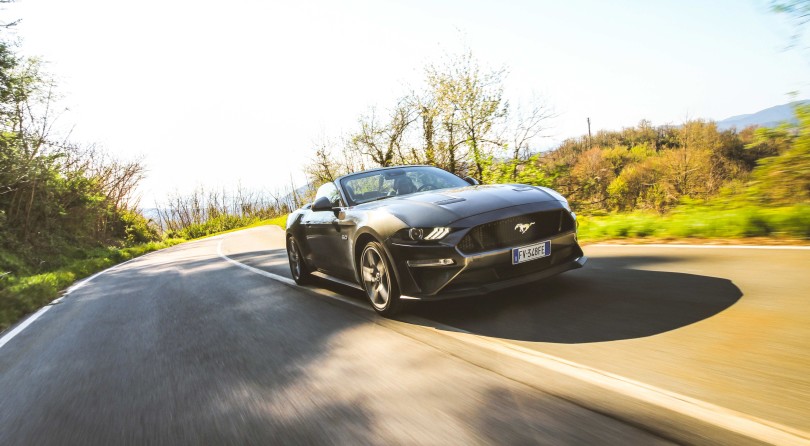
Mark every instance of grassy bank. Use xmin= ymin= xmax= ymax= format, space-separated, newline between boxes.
xmin=577 ymin=205 xmax=810 ymax=242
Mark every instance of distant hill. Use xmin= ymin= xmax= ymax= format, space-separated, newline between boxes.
xmin=716 ymin=101 xmax=807 ymax=131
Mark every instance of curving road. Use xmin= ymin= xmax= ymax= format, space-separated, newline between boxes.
xmin=1 ymin=225 xmax=809 ymax=445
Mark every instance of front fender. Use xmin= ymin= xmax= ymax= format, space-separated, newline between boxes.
xmin=350 ymin=211 xmax=408 ymax=286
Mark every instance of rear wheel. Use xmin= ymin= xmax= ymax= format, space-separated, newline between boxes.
xmin=287 ymin=236 xmax=312 ymax=285
xmin=360 ymin=241 xmax=403 ymax=317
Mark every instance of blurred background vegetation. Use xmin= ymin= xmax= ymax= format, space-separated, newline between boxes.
xmin=303 ymin=49 xmax=810 ymax=242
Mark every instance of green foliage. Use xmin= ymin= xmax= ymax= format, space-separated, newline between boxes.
xmin=168 ymin=214 xmax=259 ymax=240
xmin=263 ymin=214 xmax=288 ymax=228
xmin=578 ymin=205 xmax=810 ymax=242
xmin=745 ymin=124 xmax=793 ymax=158
xmin=121 ymin=210 xmax=161 ymax=245
xmin=484 ymin=154 xmax=552 ymax=186
xmin=574 ymin=113 xmax=810 ymax=241
xmin=537 ymin=107 xmax=809 ymax=215
xmin=1 ymin=38 xmax=161 ymax=256
xmin=747 ymin=104 xmax=810 ymax=204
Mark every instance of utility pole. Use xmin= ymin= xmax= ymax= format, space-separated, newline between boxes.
xmin=587 ymin=117 xmax=592 ymax=149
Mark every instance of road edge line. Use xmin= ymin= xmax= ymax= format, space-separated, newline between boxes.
xmin=0 ymin=254 xmax=148 ymax=351
xmin=216 ymin=238 xmax=370 ymax=311
xmin=423 ymin=324 xmax=810 ymax=445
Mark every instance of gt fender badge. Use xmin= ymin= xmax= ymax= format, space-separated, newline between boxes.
xmin=515 ymin=222 xmax=535 ymax=234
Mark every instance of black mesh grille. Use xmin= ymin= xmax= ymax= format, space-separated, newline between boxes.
xmin=458 ymin=210 xmax=574 ymax=254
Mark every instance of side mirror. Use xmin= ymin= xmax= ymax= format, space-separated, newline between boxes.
xmin=464 ymin=176 xmax=480 ymax=186
xmin=312 ymin=196 xmax=341 ymax=215
xmin=312 ymin=196 xmax=333 ymax=212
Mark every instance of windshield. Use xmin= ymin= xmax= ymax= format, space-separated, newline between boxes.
xmin=340 ymin=166 xmax=469 ymax=205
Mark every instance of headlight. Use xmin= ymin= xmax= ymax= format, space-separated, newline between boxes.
xmin=402 ymin=227 xmax=451 ymax=241
xmin=538 ymin=187 xmax=570 ymax=211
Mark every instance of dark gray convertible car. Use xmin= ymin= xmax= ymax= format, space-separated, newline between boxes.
xmin=285 ymin=165 xmax=586 ymax=316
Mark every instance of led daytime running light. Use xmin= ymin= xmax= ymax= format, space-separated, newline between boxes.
xmin=424 ymin=227 xmax=450 ymax=240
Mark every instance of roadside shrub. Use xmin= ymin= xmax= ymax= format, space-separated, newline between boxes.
xmin=121 ymin=210 xmax=161 ymax=245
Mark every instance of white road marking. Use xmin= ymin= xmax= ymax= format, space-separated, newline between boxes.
xmin=0 ymin=305 xmax=54 ymax=350
xmin=0 ymin=254 xmax=147 ymax=351
xmin=215 ymin=238 xmax=369 ymax=311
xmin=590 ymin=243 xmax=810 ymax=250
xmin=220 ymin=228 xmax=810 ymax=445
xmin=216 ymin=239 xmax=296 ymax=286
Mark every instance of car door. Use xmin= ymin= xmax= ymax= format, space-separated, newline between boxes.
xmin=301 ymin=182 xmax=354 ymax=278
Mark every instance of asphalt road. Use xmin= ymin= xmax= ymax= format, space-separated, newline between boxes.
xmin=1 ymin=225 xmax=809 ymax=445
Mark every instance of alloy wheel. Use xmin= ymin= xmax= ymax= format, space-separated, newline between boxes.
xmin=288 ymin=238 xmax=304 ymax=280
xmin=361 ymin=245 xmax=391 ymax=310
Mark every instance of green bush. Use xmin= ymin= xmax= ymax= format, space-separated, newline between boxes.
xmin=121 ymin=210 xmax=161 ymax=245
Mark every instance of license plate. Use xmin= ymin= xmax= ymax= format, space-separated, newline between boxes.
xmin=512 ymin=241 xmax=551 ymax=265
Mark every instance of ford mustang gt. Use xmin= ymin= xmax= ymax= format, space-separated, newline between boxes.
xmin=285 ymin=165 xmax=586 ymax=316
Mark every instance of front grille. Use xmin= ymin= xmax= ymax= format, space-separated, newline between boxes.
xmin=441 ymin=245 xmax=578 ymax=293
xmin=458 ymin=210 xmax=574 ymax=254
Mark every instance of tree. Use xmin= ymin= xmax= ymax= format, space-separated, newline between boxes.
xmin=307 ymin=142 xmax=339 ymax=184
xmin=506 ymin=98 xmax=554 ymax=180
xmin=426 ymin=51 xmax=508 ymax=179
xmin=349 ymin=100 xmax=415 ymax=168
xmin=570 ymin=147 xmax=615 ymax=210
xmin=415 ymin=94 xmax=438 ymax=166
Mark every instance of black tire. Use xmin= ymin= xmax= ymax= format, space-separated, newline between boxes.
xmin=287 ymin=236 xmax=312 ymax=285
xmin=359 ymin=241 xmax=403 ymax=317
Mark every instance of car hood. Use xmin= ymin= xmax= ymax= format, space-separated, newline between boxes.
xmin=355 ymin=184 xmax=560 ymax=227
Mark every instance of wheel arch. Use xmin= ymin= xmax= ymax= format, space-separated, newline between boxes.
xmin=353 ymin=232 xmax=377 ymax=283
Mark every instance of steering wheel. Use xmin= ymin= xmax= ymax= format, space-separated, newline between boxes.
xmin=417 ymin=184 xmax=437 ymax=192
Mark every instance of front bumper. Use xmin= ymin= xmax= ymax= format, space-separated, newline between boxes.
xmin=386 ymin=230 xmax=586 ymax=300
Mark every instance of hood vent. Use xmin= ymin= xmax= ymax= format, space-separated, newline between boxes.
xmin=434 ymin=197 xmax=466 ymax=206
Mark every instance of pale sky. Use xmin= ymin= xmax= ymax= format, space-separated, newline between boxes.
xmin=6 ymin=0 xmax=808 ymax=205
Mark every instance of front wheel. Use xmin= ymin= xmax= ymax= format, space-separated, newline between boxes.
xmin=287 ymin=236 xmax=312 ymax=285
xmin=360 ymin=241 xmax=403 ymax=317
